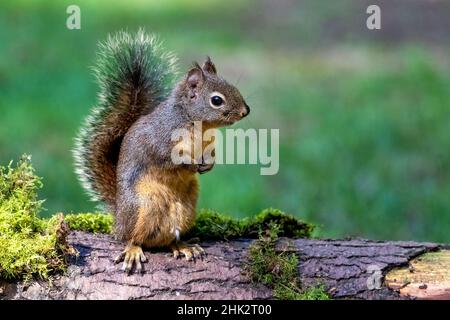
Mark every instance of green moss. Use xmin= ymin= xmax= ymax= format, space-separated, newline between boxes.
xmin=0 ymin=155 xmax=69 ymax=281
xmin=186 ymin=208 xmax=314 ymax=240
xmin=248 ymin=208 xmax=315 ymax=238
xmin=185 ymin=209 xmax=246 ymax=240
xmin=63 ymin=208 xmax=314 ymax=242
xmin=285 ymin=285 xmax=330 ymax=300
xmin=246 ymin=222 xmax=330 ymax=300
xmin=65 ymin=213 xmax=113 ymax=234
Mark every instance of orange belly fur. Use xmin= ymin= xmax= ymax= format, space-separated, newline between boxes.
xmin=132 ymin=167 xmax=199 ymax=247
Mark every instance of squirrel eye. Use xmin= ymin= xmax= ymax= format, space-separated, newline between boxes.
xmin=210 ymin=95 xmax=224 ymax=107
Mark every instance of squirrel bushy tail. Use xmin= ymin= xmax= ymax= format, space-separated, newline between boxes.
xmin=73 ymin=30 xmax=178 ymax=209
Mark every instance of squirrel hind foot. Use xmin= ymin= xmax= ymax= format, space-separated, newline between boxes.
xmin=170 ymin=242 xmax=206 ymax=262
xmin=114 ymin=244 xmax=147 ymax=275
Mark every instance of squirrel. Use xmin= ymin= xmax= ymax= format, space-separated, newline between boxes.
xmin=73 ymin=30 xmax=250 ymax=273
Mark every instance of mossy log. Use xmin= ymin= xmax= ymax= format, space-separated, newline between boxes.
xmin=0 ymin=231 xmax=448 ymax=300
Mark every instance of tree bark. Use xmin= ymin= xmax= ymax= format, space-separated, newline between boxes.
xmin=0 ymin=231 xmax=447 ymax=300
xmin=276 ymin=238 xmax=446 ymax=299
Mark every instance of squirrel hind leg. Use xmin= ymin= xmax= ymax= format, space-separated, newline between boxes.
xmin=170 ymin=241 xmax=206 ymax=261
xmin=114 ymin=242 xmax=148 ymax=274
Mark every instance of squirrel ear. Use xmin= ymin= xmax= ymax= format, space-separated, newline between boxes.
xmin=202 ymin=56 xmax=217 ymax=74
xmin=186 ymin=63 xmax=204 ymax=89
xmin=186 ymin=63 xmax=204 ymax=99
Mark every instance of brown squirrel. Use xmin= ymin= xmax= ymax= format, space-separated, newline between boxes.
xmin=73 ymin=30 xmax=250 ymax=273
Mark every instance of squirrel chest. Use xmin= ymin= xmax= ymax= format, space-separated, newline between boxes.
xmin=133 ymin=167 xmax=199 ymax=247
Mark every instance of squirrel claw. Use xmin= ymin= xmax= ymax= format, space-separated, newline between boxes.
xmin=114 ymin=244 xmax=147 ymax=274
xmin=171 ymin=242 xmax=206 ymax=262
xmin=114 ymin=251 xmax=126 ymax=264
xmin=194 ymin=244 xmax=206 ymax=259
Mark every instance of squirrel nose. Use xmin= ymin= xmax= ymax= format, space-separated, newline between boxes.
xmin=241 ymin=103 xmax=250 ymax=118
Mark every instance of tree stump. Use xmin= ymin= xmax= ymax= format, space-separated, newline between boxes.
xmin=0 ymin=231 xmax=448 ymax=300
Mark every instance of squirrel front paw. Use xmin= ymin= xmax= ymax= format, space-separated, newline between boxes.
xmin=114 ymin=244 xmax=147 ymax=274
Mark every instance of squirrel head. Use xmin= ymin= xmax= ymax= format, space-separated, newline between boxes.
xmin=179 ymin=57 xmax=250 ymax=126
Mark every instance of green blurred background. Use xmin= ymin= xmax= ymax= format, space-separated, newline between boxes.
xmin=1 ymin=0 xmax=449 ymax=242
